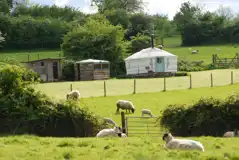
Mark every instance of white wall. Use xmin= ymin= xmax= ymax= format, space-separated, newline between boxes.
xmin=164 ymin=56 xmax=177 ymax=72
xmin=125 ymin=58 xmax=156 ymax=75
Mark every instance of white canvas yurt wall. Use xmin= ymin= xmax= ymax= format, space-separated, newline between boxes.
xmin=124 ymin=47 xmax=177 ymax=75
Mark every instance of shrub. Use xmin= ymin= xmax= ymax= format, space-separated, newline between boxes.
xmin=62 ymin=59 xmax=75 ymax=81
xmin=0 ymin=63 xmax=106 ymax=137
xmin=178 ymin=60 xmax=207 ymax=72
xmin=174 ymin=72 xmax=190 ymax=77
xmin=159 ymin=93 xmax=239 ymax=137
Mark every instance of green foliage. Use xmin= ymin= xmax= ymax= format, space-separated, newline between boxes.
xmin=0 ymin=31 xmax=5 ymax=47
xmin=0 ymin=63 xmax=106 ymax=137
xmin=6 ymin=16 xmax=73 ymax=49
xmin=62 ymin=59 xmax=75 ymax=81
xmin=160 ymin=93 xmax=239 ymax=136
xmin=12 ymin=4 xmax=84 ymax=22
xmin=128 ymin=34 xmax=151 ymax=53
xmin=103 ymin=9 xmax=129 ymax=29
xmin=61 ymin=15 xmax=124 ymax=62
xmin=174 ymin=72 xmax=190 ymax=77
xmin=178 ymin=60 xmax=207 ymax=72
xmin=0 ymin=0 xmax=10 ymax=14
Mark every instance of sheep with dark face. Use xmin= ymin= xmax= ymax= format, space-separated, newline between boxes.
xmin=192 ymin=50 xmax=198 ymax=54
xmin=66 ymin=90 xmax=80 ymax=100
xmin=116 ymin=100 xmax=135 ymax=114
xmin=162 ymin=133 xmax=205 ymax=152
xmin=223 ymin=129 xmax=239 ymax=137
xmin=96 ymin=126 xmax=122 ymax=137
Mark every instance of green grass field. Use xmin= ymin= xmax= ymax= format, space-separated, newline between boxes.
xmin=1 ymin=135 xmax=239 ymax=159
xmin=0 ymin=36 xmax=238 ymax=64
xmin=36 ymin=69 xmax=239 ymax=99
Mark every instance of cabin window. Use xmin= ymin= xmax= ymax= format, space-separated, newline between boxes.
xmin=40 ymin=62 xmax=44 ymax=66
xmin=94 ymin=64 xmax=102 ymax=69
xmin=157 ymin=58 xmax=161 ymax=63
xmin=102 ymin=64 xmax=109 ymax=69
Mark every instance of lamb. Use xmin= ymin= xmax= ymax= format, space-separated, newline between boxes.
xmin=96 ymin=126 xmax=122 ymax=138
xmin=223 ymin=129 xmax=239 ymax=137
xmin=116 ymin=100 xmax=135 ymax=114
xmin=66 ymin=90 xmax=80 ymax=100
xmin=192 ymin=50 xmax=198 ymax=54
xmin=162 ymin=133 xmax=205 ymax=152
xmin=141 ymin=109 xmax=153 ymax=117
xmin=104 ymin=117 xmax=117 ymax=126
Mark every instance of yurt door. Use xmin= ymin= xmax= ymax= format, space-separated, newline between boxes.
xmin=156 ymin=57 xmax=164 ymax=72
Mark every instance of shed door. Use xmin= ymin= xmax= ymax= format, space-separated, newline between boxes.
xmin=52 ymin=62 xmax=59 ymax=79
xmin=155 ymin=57 xmax=164 ymax=72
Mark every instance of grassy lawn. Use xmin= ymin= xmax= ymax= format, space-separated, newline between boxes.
xmin=36 ymin=69 xmax=239 ymax=99
xmin=0 ymin=135 xmax=238 ymax=159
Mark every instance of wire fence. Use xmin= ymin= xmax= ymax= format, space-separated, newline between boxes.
xmin=39 ymin=69 xmax=239 ymax=99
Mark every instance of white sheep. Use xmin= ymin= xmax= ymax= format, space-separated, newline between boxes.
xmin=223 ymin=130 xmax=239 ymax=137
xmin=66 ymin=90 xmax=80 ymax=100
xmin=96 ymin=126 xmax=122 ymax=138
xmin=104 ymin=117 xmax=117 ymax=126
xmin=158 ymin=45 xmax=163 ymax=49
xmin=116 ymin=100 xmax=135 ymax=114
xmin=141 ymin=109 xmax=153 ymax=117
xmin=192 ymin=50 xmax=198 ymax=54
xmin=162 ymin=133 xmax=205 ymax=152
xmin=120 ymin=133 xmax=127 ymax=138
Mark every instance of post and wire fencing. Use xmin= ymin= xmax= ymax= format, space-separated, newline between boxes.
xmin=63 ymin=70 xmax=239 ymax=98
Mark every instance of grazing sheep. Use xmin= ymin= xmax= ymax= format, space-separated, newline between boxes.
xmin=162 ymin=133 xmax=205 ymax=152
xmin=96 ymin=126 xmax=122 ymax=138
xmin=223 ymin=129 xmax=239 ymax=137
xmin=192 ymin=50 xmax=198 ymax=54
xmin=66 ymin=90 xmax=81 ymax=100
xmin=104 ymin=117 xmax=117 ymax=126
xmin=141 ymin=109 xmax=153 ymax=117
xmin=158 ymin=45 xmax=163 ymax=49
xmin=116 ymin=100 xmax=135 ymax=114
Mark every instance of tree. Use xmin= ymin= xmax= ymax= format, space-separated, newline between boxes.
xmin=61 ymin=15 xmax=125 ymax=62
xmin=128 ymin=34 xmax=151 ymax=54
xmin=92 ymin=0 xmax=144 ymax=13
xmin=0 ymin=0 xmax=10 ymax=14
xmin=173 ymin=1 xmax=201 ymax=32
xmin=103 ymin=9 xmax=129 ymax=29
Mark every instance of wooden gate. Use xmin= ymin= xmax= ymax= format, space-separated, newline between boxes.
xmin=212 ymin=53 xmax=239 ymax=67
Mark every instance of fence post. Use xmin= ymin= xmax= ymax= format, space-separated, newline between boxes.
xmin=27 ymin=54 xmax=30 ymax=62
xmin=133 ymin=79 xmax=136 ymax=94
xmin=189 ymin=74 xmax=192 ymax=89
xmin=38 ymin=54 xmax=40 ymax=60
xmin=231 ymin=71 xmax=234 ymax=85
xmin=121 ymin=112 xmax=126 ymax=134
xmin=211 ymin=73 xmax=213 ymax=87
xmin=104 ymin=81 xmax=106 ymax=97
xmin=163 ymin=77 xmax=166 ymax=92
xmin=70 ymin=84 xmax=72 ymax=91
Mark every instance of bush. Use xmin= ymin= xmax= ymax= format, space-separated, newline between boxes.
xmin=174 ymin=72 xmax=190 ymax=77
xmin=62 ymin=59 xmax=75 ymax=81
xmin=178 ymin=60 xmax=207 ymax=72
xmin=159 ymin=93 xmax=239 ymax=137
xmin=0 ymin=63 xmax=106 ymax=137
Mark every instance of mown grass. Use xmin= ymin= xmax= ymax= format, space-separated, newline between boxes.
xmin=36 ymin=69 xmax=239 ymax=99
xmin=0 ymin=135 xmax=238 ymax=159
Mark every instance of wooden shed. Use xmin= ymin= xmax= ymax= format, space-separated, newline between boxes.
xmin=74 ymin=59 xmax=110 ymax=81
xmin=23 ymin=58 xmax=62 ymax=82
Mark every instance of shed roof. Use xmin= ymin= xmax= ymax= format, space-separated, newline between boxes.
xmin=124 ymin=47 xmax=176 ymax=61
xmin=22 ymin=58 xmax=63 ymax=63
xmin=76 ymin=59 xmax=109 ymax=64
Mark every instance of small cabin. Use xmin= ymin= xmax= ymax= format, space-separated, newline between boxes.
xmin=23 ymin=58 xmax=62 ymax=82
xmin=74 ymin=59 xmax=110 ymax=81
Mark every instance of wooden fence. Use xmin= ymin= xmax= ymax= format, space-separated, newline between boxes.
xmin=212 ymin=53 xmax=239 ymax=67
xmin=120 ymin=112 xmax=161 ymax=137
xmin=68 ymin=71 xmax=235 ymax=97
